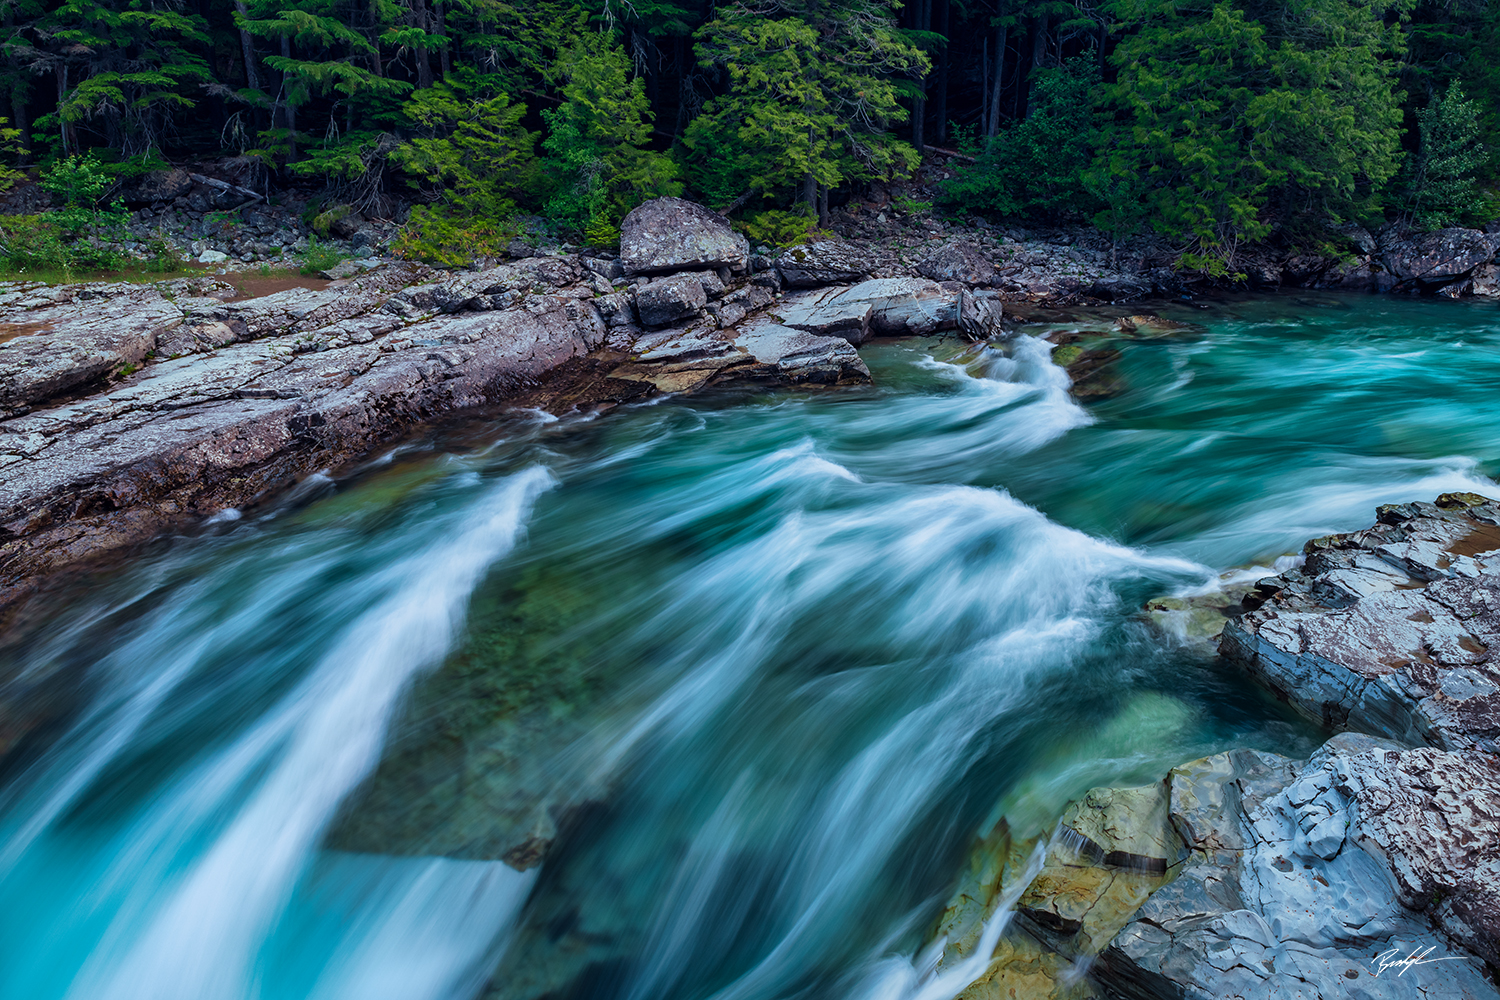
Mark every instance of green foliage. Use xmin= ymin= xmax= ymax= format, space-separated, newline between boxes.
xmin=40 ymin=153 xmax=129 ymax=236
xmin=1401 ymin=82 xmax=1492 ymax=229
xmin=893 ymin=196 xmax=933 ymax=216
xmin=299 ymin=235 xmax=346 ymax=275
xmin=1088 ymin=0 xmax=1408 ymax=272
xmin=0 ymin=118 xmax=23 ymax=192
xmin=686 ymin=3 xmax=926 ymax=210
xmin=391 ymin=207 xmax=518 ymax=266
xmin=541 ymin=32 xmax=681 ymax=235
xmin=393 ymin=72 xmax=538 ymax=220
xmin=735 ymin=208 xmax=821 ymax=248
xmin=0 ymin=214 xmax=128 ymax=274
xmin=939 ymin=58 xmax=1101 ymax=219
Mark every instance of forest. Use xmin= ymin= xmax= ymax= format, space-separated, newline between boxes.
xmin=0 ymin=0 xmax=1497 ymax=268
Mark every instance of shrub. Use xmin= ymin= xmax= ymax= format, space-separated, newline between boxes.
xmin=391 ymin=206 xmax=517 ymax=267
xmin=0 ymin=214 xmax=128 ymax=274
xmin=735 ymin=209 xmax=821 ymax=248
xmin=300 ymin=235 xmax=346 ymax=275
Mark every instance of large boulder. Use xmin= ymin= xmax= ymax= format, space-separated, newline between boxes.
xmin=830 ymin=277 xmax=960 ymax=337
xmin=116 ymin=168 xmax=195 ymax=205
xmin=634 ymin=273 xmax=708 ymax=327
xmin=1221 ymin=493 xmax=1500 ymax=753
xmin=916 ymin=241 xmax=997 ymax=286
xmin=619 ymin=197 xmax=749 ymax=276
xmin=1381 ymin=227 xmax=1500 ymax=285
xmin=927 ymin=734 xmax=1500 ymax=1000
xmin=774 ymin=241 xmax=873 ymax=288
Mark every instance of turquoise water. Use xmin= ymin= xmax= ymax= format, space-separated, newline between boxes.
xmin=0 ymin=293 xmax=1496 ymax=1000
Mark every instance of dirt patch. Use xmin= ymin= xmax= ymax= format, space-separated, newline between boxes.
xmin=1449 ymin=521 xmax=1500 ymax=560
xmin=221 ymin=271 xmax=332 ymax=301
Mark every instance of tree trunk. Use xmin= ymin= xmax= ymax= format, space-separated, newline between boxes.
xmin=986 ymin=25 xmax=1007 ymax=136
xmin=802 ymin=172 xmax=817 ymax=214
xmin=1020 ymin=15 xmax=1047 ymax=118
xmin=413 ymin=0 xmax=433 ymax=90
xmin=818 ymin=183 xmax=829 ymax=227
xmin=933 ymin=0 xmax=949 ymax=145
xmin=673 ymin=35 xmax=691 ymax=139
xmin=233 ymin=0 xmax=260 ymax=92
xmin=10 ymin=87 xmax=29 ymax=161
xmin=435 ymin=1 xmax=451 ymax=76
xmin=280 ymin=35 xmax=298 ymax=162
xmin=911 ymin=0 xmax=930 ymax=152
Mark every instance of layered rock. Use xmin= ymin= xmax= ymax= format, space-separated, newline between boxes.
xmin=1220 ymin=492 xmax=1500 ymax=751
xmin=933 ymin=735 xmax=1500 ymax=1000
xmin=1381 ymin=228 xmax=1500 ymax=286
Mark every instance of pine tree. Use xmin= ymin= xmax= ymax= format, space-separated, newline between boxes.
xmin=1402 ymin=82 xmax=1492 ymax=229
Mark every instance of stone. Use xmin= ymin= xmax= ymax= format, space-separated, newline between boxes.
xmin=0 ymin=286 xmax=182 ymax=411
xmin=1381 ymin=227 xmax=1500 ymax=285
xmin=916 ymin=241 xmax=997 ymax=286
xmin=1220 ymin=495 xmax=1500 ymax=752
xmin=117 ymin=168 xmax=194 ymax=205
xmin=595 ymin=291 xmax=636 ymax=328
xmin=832 ymin=277 xmax=960 ymax=337
xmin=774 ymin=287 xmax=873 ymax=344
xmin=1098 ymin=738 xmax=1500 ymax=1000
xmin=196 ymin=249 xmax=229 ymax=264
xmin=581 ymin=256 xmax=624 ymax=281
xmin=775 ymin=241 xmax=873 ymax=287
xmin=619 ymin=197 xmax=749 ymax=276
xmin=634 ymin=273 xmax=708 ymax=327
xmin=729 ymin=315 xmax=872 ymax=384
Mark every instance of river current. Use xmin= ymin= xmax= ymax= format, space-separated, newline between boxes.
xmin=1 ymin=293 xmax=1496 ymax=1000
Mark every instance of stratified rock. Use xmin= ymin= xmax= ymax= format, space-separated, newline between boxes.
xmin=731 ymin=316 xmax=870 ymax=383
xmin=0 ymin=285 xmax=181 ymax=411
xmin=917 ymin=242 xmax=997 ymax=286
xmin=831 ymin=277 xmax=960 ymax=336
xmin=1220 ymin=493 xmax=1500 ymax=752
xmin=634 ymin=273 xmax=708 ymax=327
xmin=1084 ymin=274 xmax=1152 ymax=302
xmin=619 ymin=197 xmax=749 ymax=276
xmin=1381 ymin=228 xmax=1500 ymax=286
xmin=775 ymin=241 xmax=873 ymax=287
xmin=1098 ymin=736 xmax=1499 ymax=1000
xmin=775 ymin=287 xmax=873 ymax=344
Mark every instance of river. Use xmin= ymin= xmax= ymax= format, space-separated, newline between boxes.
xmin=0 ymin=292 xmax=1495 ymax=1000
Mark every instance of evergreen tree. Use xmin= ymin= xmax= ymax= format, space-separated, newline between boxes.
xmin=541 ymin=31 xmax=681 ymax=244
xmin=685 ymin=0 xmax=927 ymax=216
xmin=1402 ymin=82 xmax=1492 ymax=229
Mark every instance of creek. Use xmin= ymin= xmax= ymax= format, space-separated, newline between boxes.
xmin=0 ymin=293 xmax=1496 ymax=1000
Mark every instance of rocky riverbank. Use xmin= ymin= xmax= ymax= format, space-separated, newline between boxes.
xmin=0 ymin=196 xmax=1002 ymax=614
xmin=928 ymin=494 xmax=1500 ymax=999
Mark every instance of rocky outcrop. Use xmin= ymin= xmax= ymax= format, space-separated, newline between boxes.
xmin=917 ymin=241 xmax=997 ymax=286
xmin=932 ymin=734 xmax=1500 ymax=1000
xmin=0 ymin=284 xmax=183 ymax=412
xmin=619 ymin=196 xmax=750 ymax=276
xmin=1381 ymin=228 xmax=1500 ymax=286
xmin=1220 ymin=492 xmax=1500 ymax=752
xmin=775 ymin=241 xmax=878 ymax=287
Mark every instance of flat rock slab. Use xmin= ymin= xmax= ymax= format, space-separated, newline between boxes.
xmin=0 ymin=286 xmax=182 ymax=411
xmin=1221 ymin=493 xmax=1500 ymax=752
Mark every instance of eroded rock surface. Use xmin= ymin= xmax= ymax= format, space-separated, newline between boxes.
xmin=1382 ymin=228 xmax=1500 ymax=285
xmin=933 ymin=734 xmax=1500 ymax=1000
xmin=1221 ymin=492 xmax=1500 ymax=751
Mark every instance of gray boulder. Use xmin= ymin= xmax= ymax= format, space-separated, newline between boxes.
xmin=634 ymin=273 xmax=708 ymax=327
xmin=916 ymin=241 xmax=996 ymax=286
xmin=833 ymin=277 xmax=960 ymax=337
xmin=775 ymin=241 xmax=872 ymax=287
xmin=1381 ymin=227 xmax=1500 ymax=285
xmin=619 ymin=197 xmax=749 ymax=276
xmin=1221 ymin=492 xmax=1500 ymax=753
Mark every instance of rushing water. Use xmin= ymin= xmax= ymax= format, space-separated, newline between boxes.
xmin=1 ymin=293 xmax=1498 ymax=1000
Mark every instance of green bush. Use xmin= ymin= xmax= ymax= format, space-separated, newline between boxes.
xmin=0 ymin=214 xmax=128 ymax=274
xmin=735 ymin=209 xmax=821 ymax=248
xmin=391 ymin=206 xmax=517 ymax=267
xmin=300 ymin=235 xmax=346 ymax=275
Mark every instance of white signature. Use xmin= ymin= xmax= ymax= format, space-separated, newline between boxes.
xmin=1371 ymin=945 xmax=1467 ymax=977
